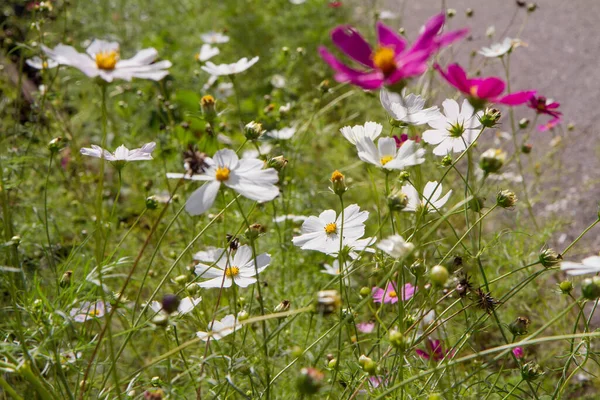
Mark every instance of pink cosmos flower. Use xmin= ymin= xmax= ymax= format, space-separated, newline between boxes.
xmin=368 ymin=376 xmax=388 ymax=388
xmin=512 ymin=347 xmax=524 ymax=359
xmin=416 ymin=338 xmax=452 ymax=361
xmin=356 ymin=321 xmax=375 ymax=333
xmin=537 ymin=117 xmax=561 ymax=132
xmin=393 ymin=133 xmax=420 ymax=148
xmin=527 ymin=95 xmax=561 ymax=118
xmin=435 ymin=63 xmax=536 ymax=108
xmin=372 ymin=282 xmax=415 ymax=304
xmin=319 ymin=14 xmax=468 ymax=90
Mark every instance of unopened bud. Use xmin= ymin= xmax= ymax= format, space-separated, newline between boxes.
xmin=359 ymin=287 xmax=371 ymax=297
xmin=152 ymin=314 xmax=169 ymax=327
xmin=469 ymin=196 xmax=485 ymax=212
xmin=441 ymin=154 xmax=453 ymax=167
xmin=358 ymin=355 xmax=377 ymax=374
xmin=446 ymin=8 xmax=456 ymax=17
xmin=582 ymin=277 xmax=600 ymax=300
xmin=274 ymin=300 xmax=291 ymax=313
xmin=521 ymin=361 xmax=543 ymax=381
xmin=330 ymin=170 xmax=347 ymax=196
xmin=508 ymin=316 xmax=530 ymax=336
xmin=558 ymin=280 xmax=573 ymax=294
xmin=146 ymin=196 xmax=159 ymax=210
xmin=389 ymin=329 xmax=407 ymax=350
xmin=297 ymin=367 xmax=324 ymax=395
xmin=161 ymin=294 xmax=180 ymax=314
xmin=398 ymin=170 xmax=410 ymax=182
xmin=519 ymin=118 xmax=530 ymax=129
xmin=539 ymin=248 xmax=561 ymax=267
xmin=521 ymin=144 xmax=532 ymax=154
xmin=48 ymin=137 xmax=64 ymax=152
xmin=430 ymin=265 xmax=449 ymax=286
xmin=497 ymin=190 xmax=517 ymax=208
xmin=237 ymin=310 xmax=250 ymax=321
xmin=244 ymin=121 xmax=265 ymax=141
xmin=526 ymin=3 xmax=537 ymax=12
xmin=267 ymin=155 xmax=288 ymax=171
xmin=245 ymin=223 xmax=266 ymax=240
xmin=479 ymin=148 xmax=506 ymax=174
xmin=479 ymin=108 xmax=501 ymax=128
xmin=60 ymin=271 xmax=72 ymax=288
xmin=410 ymin=259 xmax=426 ymax=276
xmin=466 ymin=8 xmax=474 ymax=17
xmin=388 ymin=191 xmax=408 ymax=211
xmin=200 ymin=95 xmax=216 ymax=122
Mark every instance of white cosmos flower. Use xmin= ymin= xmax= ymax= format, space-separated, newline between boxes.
xmin=194 ymin=245 xmax=270 ymax=288
xmin=322 ymin=260 xmax=350 ymax=284
xmin=478 ymin=37 xmax=518 ymax=58
xmin=80 ymin=142 xmax=156 ymax=162
xmin=422 ymin=99 xmax=483 ymax=156
xmin=356 ymin=137 xmax=425 ymax=170
xmin=267 ymin=127 xmax=296 ymax=140
xmin=561 ymin=256 xmax=600 ymax=276
xmin=401 ymin=181 xmax=452 ymax=213
xmin=196 ymin=44 xmax=220 ymax=62
xmin=26 ymin=56 xmax=59 ymax=70
xmin=149 ymin=297 xmax=202 ymax=316
xmin=201 ymin=31 xmax=230 ymax=44
xmin=380 ymin=89 xmax=441 ymax=125
xmin=201 ymin=57 xmax=259 ymax=76
xmin=166 ymin=149 xmax=279 ymax=216
xmin=270 ymin=74 xmax=286 ymax=88
xmin=196 ymin=314 xmax=240 ymax=341
xmin=290 ymin=0 xmax=306 ymax=4
xmin=292 ymin=204 xmax=370 ymax=255
xmin=273 ymin=214 xmax=307 ymax=223
xmin=41 ymin=39 xmax=171 ymax=82
xmin=242 ymin=143 xmax=272 ymax=159
xmin=340 ymin=122 xmax=382 ymax=145
xmin=377 ymin=235 xmax=414 ymax=258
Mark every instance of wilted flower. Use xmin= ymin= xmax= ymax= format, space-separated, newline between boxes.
xmin=167 ymin=149 xmax=279 ymax=215
xmin=196 ymin=314 xmax=240 ymax=341
xmin=435 ymin=63 xmax=535 ymax=108
xmin=201 ymin=57 xmax=259 ymax=76
xmin=416 ymin=338 xmax=452 ymax=361
xmin=319 ymin=14 xmax=467 ymax=89
xmin=292 ymin=204 xmax=371 ymax=255
xmin=377 ymin=235 xmax=414 ymax=258
xmin=401 ymin=181 xmax=452 ymax=213
xmin=182 ymin=146 xmax=209 ymax=176
xmin=474 ymin=288 xmax=499 ymax=313
xmin=380 ymin=89 xmax=441 ymax=125
xmin=422 ymin=99 xmax=483 ymax=156
xmin=194 ymin=245 xmax=270 ymax=288
xmin=69 ymin=300 xmax=110 ymax=322
xmin=561 ymin=256 xmax=600 ymax=275
xmin=41 ymin=40 xmax=171 ymax=82
xmin=372 ymin=282 xmax=415 ymax=304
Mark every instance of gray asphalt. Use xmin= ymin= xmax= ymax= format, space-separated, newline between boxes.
xmin=377 ymin=0 xmax=600 ymax=252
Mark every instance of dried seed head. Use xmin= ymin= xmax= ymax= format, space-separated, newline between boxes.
xmin=474 ymin=288 xmax=499 ymax=314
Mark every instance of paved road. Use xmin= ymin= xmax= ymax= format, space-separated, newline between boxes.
xmin=377 ymin=0 xmax=600 ymax=252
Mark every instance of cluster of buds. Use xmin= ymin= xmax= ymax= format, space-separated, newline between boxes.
xmin=244 ymin=121 xmax=265 ymax=141
xmin=479 ymin=148 xmax=506 ymax=174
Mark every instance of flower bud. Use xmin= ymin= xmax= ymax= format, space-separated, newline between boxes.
xmin=446 ymin=8 xmax=456 ymax=17
xmin=410 ymin=259 xmax=426 ymax=277
xmin=469 ymin=196 xmax=485 ymax=212
xmin=274 ymin=300 xmax=290 ymax=313
xmin=237 ymin=310 xmax=250 ymax=321
xmin=358 ymin=355 xmax=377 ymax=374
xmin=567 ymin=123 xmax=575 ymax=131
xmin=387 ymin=191 xmax=409 ymax=211
xmin=146 ymin=196 xmax=159 ymax=210
xmin=60 ymin=270 xmax=73 ymax=288
xmin=266 ymin=156 xmax=288 ymax=171
xmin=508 ymin=316 xmax=530 ymax=336
xmin=200 ymin=95 xmax=217 ymax=122
xmin=397 ymin=170 xmax=410 ymax=182
xmin=582 ymin=277 xmax=600 ymax=300
xmin=359 ymin=287 xmax=371 ymax=297
xmin=430 ymin=265 xmax=449 ymax=286
xmin=479 ymin=148 xmax=506 ymax=174
xmin=441 ymin=154 xmax=453 ymax=167
xmin=315 ymin=290 xmax=341 ymax=315
xmin=330 ymin=170 xmax=347 ymax=196
xmin=539 ymin=248 xmax=561 ymax=267
xmin=10 ymin=235 xmax=21 ymax=246
xmin=558 ymin=280 xmax=573 ymax=294
xmin=144 ymin=388 xmax=165 ymax=400
xmin=318 ymin=80 xmax=330 ymax=93
xmin=48 ymin=137 xmax=64 ymax=153
xmin=152 ymin=314 xmax=169 ymax=327
xmin=327 ymin=358 xmax=337 ymax=368
xmin=389 ymin=329 xmax=407 ymax=350
xmin=245 ymin=223 xmax=266 ymax=241
xmin=465 ymin=8 xmax=474 ymax=17
xmin=512 ymin=346 xmax=524 ymax=359
xmin=161 ymin=294 xmax=180 ymax=314
xmin=517 ymin=119 xmax=529 ymax=131
xmin=526 ymin=3 xmax=537 ymax=12
xmin=479 ymin=108 xmax=501 ymax=128
xmin=521 ymin=361 xmax=543 ymax=381
xmin=296 ymin=367 xmax=324 ymax=395
xmin=497 ymin=190 xmax=517 ymax=208
xmin=521 ymin=144 xmax=532 ymax=154
xmin=244 ymin=121 xmax=265 ymax=141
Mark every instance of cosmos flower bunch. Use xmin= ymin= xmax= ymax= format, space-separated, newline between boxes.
xmin=5 ymin=3 xmax=597 ymax=400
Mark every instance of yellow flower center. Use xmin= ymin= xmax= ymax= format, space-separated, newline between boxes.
xmin=372 ymin=46 xmax=397 ymax=76
xmin=88 ymin=309 xmax=101 ymax=316
xmin=42 ymin=61 xmax=48 ymax=69
xmin=380 ymin=155 xmax=393 ymax=165
xmin=215 ymin=167 xmax=230 ymax=181
xmin=324 ymin=222 xmax=337 ymax=235
xmin=225 ymin=266 xmax=239 ymax=277
xmin=388 ymin=290 xmax=397 ymax=298
xmin=470 ymin=86 xmax=478 ymax=97
xmin=95 ymin=50 xmax=119 ymax=70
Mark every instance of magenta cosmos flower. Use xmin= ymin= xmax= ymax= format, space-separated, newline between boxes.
xmin=435 ymin=63 xmax=536 ymax=108
xmin=372 ymin=282 xmax=415 ymax=304
xmin=537 ymin=117 xmax=561 ymax=132
xmin=416 ymin=338 xmax=452 ymax=362
xmin=527 ymin=95 xmax=561 ymax=118
xmin=319 ymin=14 xmax=467 ymax=90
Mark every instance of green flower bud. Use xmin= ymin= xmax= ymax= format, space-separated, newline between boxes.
xmin=274 ymin=300 xmax=290 ymax=313
xmin=446 ymin=8 xmax=456 ymax=17
xmin=358 ymin=355 xmax=377 ymax=375
xmin=558 ymin=280 xmax=573 ymax=294
xmin=60 ymin=270 xmax=73 ymax=288
xmin=359 ymin=287 xmax=371 ymax=297
xmin=388 ymin=190 xmax=408 ymax=211
xmin=518 ymin=117 xmax=530 ymax=129
xmin=146 ymin=196 xmax=159 ymax=210
xmin=497 ymin=190 xmax=517 ymax=208
xmin=521 ymin=144 xmax=532 ymax=154
xmin=479 ymin=148 xmax=506 ymax=174
xmin=327 ymin=358 xmax=337 ymax=368
xmin=582 ymin=277 xmax=600 ymax=300
xmin=237 ymin=310 xmax=250 ymax=321
xmin=245 ymin=223 xmax=266 ymax=241
xmin=521 ymin=361 xmax=543 ymax=381
xmin=441 ymin=154 xmax=453 ymax=167
xmin=244 ymin=121 xmax=265 ymax=141
xmin=389 ymin=329 xmax=407 ymax=350
xmin=479 ymin=108 xmax=501 ymax=128
xmin=297 ymin=367 xmax=324 ymax=395
xmin=469 ymin=196 xmax=485 ymax=212
xmin=266 ymin=156 xmax=288 ymax=171
xmin=539 ymin=248 xmax=562 ymax=267
xmin=466 ymin=8 xmax=474 ymax=17
xmin=48 ymin=137 xmax=64 ymax=153
xmin=200 ymin=95 xmax=217 ymax=122
xmin=508 ymin=316 xmax=530 ymax=336
xmin=430 ymin=265 xmax=449 ymax=286
xmin=330 ymin=170 xmax=347 ymax=196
